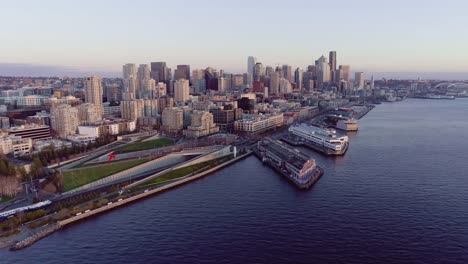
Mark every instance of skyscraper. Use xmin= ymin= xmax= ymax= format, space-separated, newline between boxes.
xmin=253 ymin=62 xmax=264 ymax=82
xmin=84 ymin=76 xmax=103 ymax=106
xmin=174 ymin=79 xmax=190 ymax=103
xmin=174 ymin=65 xmax=191 ymax=81
xmin=150 ymin=62 xmax=168 ymax=83
xmin=294 ymin=68 xmax=303 ymax=90
xmin=339 ymin=65 xmax=350 ymax=82
xmin=282 ymin=65 xmax=292 ymax=83
xmin=122 ymin=77 xmax=136 ymax=100
xmin=122 ymin=63 xmax=137 ymax=79
xmin=269 ymin=71 xmax=280 ymax=95
xmin=137 ymin=64 xmax=151 ymax=90
xmin=247 ymin=56 xmax=257 ymax=75
xmin=355 ymin=72 xmax=365 ymax=88
xmin=279 ymin=78 xmax=292 ymax=94
xmin=265 ymin=66 xmax=274 ymax=77
xmin=329 ymin=51 xmax=337 ymax=81
xmin=192 ymin=69 xmax=206 ymax=93
xmin=316 ymin=56 xmax=331 ymax=88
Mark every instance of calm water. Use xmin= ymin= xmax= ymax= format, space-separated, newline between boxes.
xmin=4 ymin=99 xmax=468 ymax=264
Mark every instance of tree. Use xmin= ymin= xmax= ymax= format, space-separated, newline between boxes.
xmin=51 ymin=170 xmax=64 ymax=193
xmin=17 ymin=166 xmax=28 ymax=181
xmin=31 ymin=157 xmax=45 ymax=179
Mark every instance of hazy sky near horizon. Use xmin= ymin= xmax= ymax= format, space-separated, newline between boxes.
xmin=1 ymin=0 xmax=468 ymax=76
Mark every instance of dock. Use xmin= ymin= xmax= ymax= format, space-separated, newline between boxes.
xmin=254 ymin=139 xmax=323 ymax=189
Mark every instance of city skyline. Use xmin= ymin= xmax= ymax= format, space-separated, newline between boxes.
xmin=1 ymin=0 xmax=468 ymax=79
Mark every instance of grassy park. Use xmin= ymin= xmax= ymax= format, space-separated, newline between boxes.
xmin=132 ymin=155 xmax=233 ymax=191
xmin=115 ymin=138 xmax=174 ymax=154
xmin=0 ymin=195 xmax=15 ymax=204
xmin=63 ymin=159 xmax=148 ymax=191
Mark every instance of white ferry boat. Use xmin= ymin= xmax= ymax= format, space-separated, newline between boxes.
xmin=287 ymin=124 xmax=349 ymax=155
xmin=325 ymin=115 xmax=359 ymax=131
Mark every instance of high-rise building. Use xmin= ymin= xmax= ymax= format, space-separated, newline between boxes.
xmin=84 ymin=76 xmax=103 ymax=106
xmin=123 ymin=77 xmax=137 ymax=100
xmin=106 ymin=84 xmax=121 ymax=103
xmin=191 ymin=69 xmax=206 ymax=93
xmin=174 ymin=79 xmax=190 ymax=103
xmin=150 ymin=62 xmax=168 ymax=83
xmin=316 ymin=56 xmax=331 ymax=88
xmin=76 ymin=103 xmax=103 ymax=125
xmin=279 ymin=78 xmax=292 ymax=94
xmin=247 ymin=56 xmax=257 ymax=75
xmin=294 ymin=68 xmax=303 ymax=90
xmin=329 ymin=51 xmax=337 ymax=81
xmin=50 ymin=104 xmax=79 ymax=138
xmin=122 ymin=63 xmax=137 ymax=79
xmin=355 ymin=72 xmax=365 ymax=88
xmin=162 ymin=107 xmax=184 ymax=134
xmin=282 ymin=65 xmax=292 ymax=83
xmin=339 ymin=65 xmax=350 ymax=82
xmin=265 ymin=66 xmax=274 ymax=77
xmin=275 ymin=65 xmax=283 ymax=78
xmin=253 ymin=62 xmax=264 ymax=82
xmin=137 ymin=64 xmax=151 ymax=90
xmin=218 ymin=77 xmax=227 ymax=92
xmin=174 ymin=65 xmax=191 ymax=81
xmin=269 ymin=71 xmax=280 ymax=95
xmin=303 ymin=71 xmax=315 ymax=91
xmin=232 ymin=74 xmax=244 ymax=89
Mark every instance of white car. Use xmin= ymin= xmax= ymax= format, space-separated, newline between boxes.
xmin=144 ymin=190 xmax=149 ymax=193
xmin=76 ymin=212 xmax=82 ymax=216
xmin=85 ymin=210 xmax=91 ymax=213
xmin=118 ymin=198 xmax=123 ymax=202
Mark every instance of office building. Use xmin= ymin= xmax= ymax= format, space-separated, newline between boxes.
xmin=174 ymin=79 xmax=190 ymax=103
xmin=162 ymin=107 xmax=184 ymax=134
xmin=234 ymin=113 xmax=284 ymax=135
xmin=269 ymin=71 xmax=280 ymax=95
xmin=150 ymin=62 xmax=168 ymax=83
xmin=279 ymin=78 xmax=292 ymax=94
xmin=50 ymin=104 xmax=79 ymax=138
xmin=174 ymin=65 xmax=191 ymax=81
xmin=0 ymin=136 xmax=32 ymax=157
xmin=122 ymin=63 xmax=137 ymax=79
xmin=329 ymin=51 xmax=337 ymax=81
xmin=183 ymin=111 xmax=219 ymax=138
xmin=294 ymin=68 xmax=303 ymax=90
xmin=339 ymin=65 xmax=350 ymax=82
xmin=137 ymin=64 xmax=151 ymax=90
xmin=247 ymin=56 xmax=257 ymax=75
xmin=8 ymin=124 xmax=51 ymax=140
xmin=316 ymin=56 xmax=331 ymax=88
xmin=76 ymin=103 xmax=103 ymax=125
xmin=78 ymin=119 xmax=136 ymax=138
xmin=355 ymin=72 xmax=365 ymax=88
xmin=282 ymin=65 xmax=292 ymax=83
xmin=253 ymin=62 xmax=264 ymax=82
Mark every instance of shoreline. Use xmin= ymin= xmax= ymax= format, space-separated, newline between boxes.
xmin=9 ymin=151 xmax=252 ymax=251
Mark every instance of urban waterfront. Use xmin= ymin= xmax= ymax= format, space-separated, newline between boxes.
xmin=4 ymin=99 xmax=468 ymax=263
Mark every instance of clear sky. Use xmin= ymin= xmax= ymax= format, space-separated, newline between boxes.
xmin=1 ymin=0 xmax=468 ymax=78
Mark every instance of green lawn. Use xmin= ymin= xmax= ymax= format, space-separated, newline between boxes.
xmin=115 ymin=138 xmax=174 ymax=153
xmin=0 ymin=195 xmax=15 ymax=204
xmin=133 ymin=155 xmax=233 ymax=190
xmin=63 ymin=159 xmax=148 ymax=191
